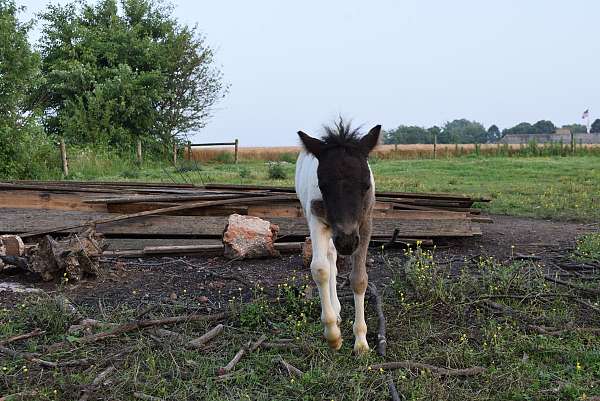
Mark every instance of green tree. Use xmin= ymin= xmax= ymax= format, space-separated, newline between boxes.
xmin=487 ymin=124 xmax=501 ymax=142
xmin=562 ymin=123 xmax=588 ymax=134
xmin=591 ymin=119 xmax=600 ymax=133
xmin=440 ymin=119 xmax=487 ymax=144
xmin=502 ymin=122 xmax=537 ymax=136
xmin=533 ymin=120 xmax=555 ymax=134
xmin=0 ymin=0 xmax=52 ymax=178
xmin=383 ymin=125 xmax=432 ymax=144
xmin=35 ymin=0 xmax=226 ymax=149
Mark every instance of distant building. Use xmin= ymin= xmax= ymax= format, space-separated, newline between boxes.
xmin=500 ymin=129 xmax=600 ymax=144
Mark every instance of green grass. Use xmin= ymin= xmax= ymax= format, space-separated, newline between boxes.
xmin=43 ymin=154 xmax=600 ymax=222
xmin=1 ymin=243 xmax=599 ymax=400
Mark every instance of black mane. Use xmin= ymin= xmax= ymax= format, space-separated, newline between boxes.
xmin=320 ymin=117 xmax=363 ymax=149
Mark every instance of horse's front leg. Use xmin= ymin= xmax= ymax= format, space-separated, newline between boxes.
xmin=327 ymin=239 xmax=341 ymax=325
xmin=310 ymin=219 xmax=342 ymax=350
xmin=350 ymin=218 xmax=372 ymax=355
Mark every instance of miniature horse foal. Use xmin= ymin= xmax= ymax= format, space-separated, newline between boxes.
xmin=295 ymin=120 xmax=381 ymax=354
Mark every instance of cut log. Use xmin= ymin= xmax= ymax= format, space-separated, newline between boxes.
xmin=27 ymin=229 xmax=106 ymax=281
xmin=0 ymin=235 xmax=25 ymax=256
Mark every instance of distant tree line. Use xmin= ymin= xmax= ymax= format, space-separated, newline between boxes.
xmin=0 ymin=0 xmax=227 ymax=178
xmin=384 ymin=119 xmax=599 ymax=145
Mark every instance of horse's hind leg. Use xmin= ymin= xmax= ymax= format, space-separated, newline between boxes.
xmin=327 ymin=239 xmax=341 ymax=325
xmin=310 ymin=220 xmax=342 ymax=350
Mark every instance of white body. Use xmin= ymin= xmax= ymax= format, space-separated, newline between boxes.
xmin=295 ymin=150 xmax=372 ymax=352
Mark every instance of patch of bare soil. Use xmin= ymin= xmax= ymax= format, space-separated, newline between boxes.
xmin=0 ymin=215 xmax=594 ymax=311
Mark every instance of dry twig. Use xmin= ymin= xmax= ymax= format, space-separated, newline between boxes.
xmin=79 ymin=366 xmax=116 ymax=401
xmin=370 ymin=361 xmax=485 ymax=377
xmin=48 ymin=312 xmax=227 ymax=351
xmin=133 ymin=392 xmax=165 ymax=401
xmin=218 ymin=334 xmax=267 ymax=376
xmin=274 ymin=356 xmax=303 ymax=377
xmin=187 ymin=324 xmax=224 ymax=349
xmin=0 ymin=329 xmax=45 ymax=346
xmin=368 ymin=282 xmax=387 ymax=356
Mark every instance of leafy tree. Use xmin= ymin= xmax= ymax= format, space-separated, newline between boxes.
xmin=35 ymin=0 xmax=226 ymax=149
xmin=502 ymin=122 xmax=537 ymax=136
xmin=383 ymin=125 xmax=432 ymax=144
xmin=591 ymin=119 xmax=600 ymax=134
xmin=562 ymin=123 xmax=588 ymax=134
xmin=440 ymin=119 xmax=487 ymax=144
xmin=0 ymin=0 xmax=53 ymax=178
xmin=487 ymin=124 xmax=501 ymax=142
xmin=428 ymin=126 xmax=441 ymax=143
xmin=533 ymin=120 xmax=555 ymax=134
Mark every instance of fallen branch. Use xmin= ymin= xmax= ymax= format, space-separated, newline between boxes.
xmin=0 ymin=328 xmax=45 ymax=346
xmin=0 ymin=391 xmax=39 ymax=401
xmin=48 ymin=312 xmax=227 ymax=351
xmin=133 ymin=392 xmax=165 ymax=401
xmin=274 ymin=356 xmax=303 ymax=377
xmin=370 ymin=361 xmax=485 ymax=377
xmin=218 ymin=334 xmax=267 ymax=376
xmin=368 ymin=282 xmax=387 ymax=356
xmin=544 ymin=275 xmax=600 ymax=296
xmin=478 ymin=299 xmax=536 ymax=323
xmin=187 ymin=324 xmax=224 ymax=349
xmin=386 ymin=374 xmax=401 ymax=401
xmin=79 ymin=366 xmax=116 ymax=401
xmin=529 ymin=324 xmax=600 ymax=336
xmin=0 ymin=344 xmax=58 ymax=368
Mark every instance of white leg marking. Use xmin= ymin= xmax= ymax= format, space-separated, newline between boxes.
xmin=327 ymin=240 xmax=341 ymax=324
xmin=310 ymin=220 xmax=342 ymax=350
xmin=353 ymin=292 xmax=369 ymax=354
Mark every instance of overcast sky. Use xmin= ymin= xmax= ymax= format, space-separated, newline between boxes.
xmin=20 ymin=0 xmax=600 ymax=146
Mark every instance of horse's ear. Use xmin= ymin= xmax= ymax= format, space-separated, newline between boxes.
xmin=298 ymin=131 xmax=324 ymax=158
xmin=358 ymin=125 xmax=382 ymax=155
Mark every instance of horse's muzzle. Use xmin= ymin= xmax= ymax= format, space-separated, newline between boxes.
xmin=333 ymin=232 xmax=359 ymax=256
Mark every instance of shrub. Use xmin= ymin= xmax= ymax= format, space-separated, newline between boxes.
xmin=267 ymin=162 xmax=287 ymax=180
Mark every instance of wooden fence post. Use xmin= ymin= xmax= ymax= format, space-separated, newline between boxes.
xmin=173 ymin=142 xmax=177 ymax=166
xmin=234 ymin=138 xmax=239 ymax=164
xmin=187 ymin=141 xmax=192 ymax=161
xmin=571 ymin=132 xmax=575 ymax=154
xmin=433 ymin=132 xmax=437 ymax=160
xmin=136 ymin=139 xmax=143 ymax=166
xmin=59 ymin=138 xmax=69 ymax=177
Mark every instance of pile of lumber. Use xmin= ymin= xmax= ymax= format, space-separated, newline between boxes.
xmin=0 ymin=181 xmax=490 ymax=257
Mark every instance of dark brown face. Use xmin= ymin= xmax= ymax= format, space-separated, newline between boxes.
xmin=298 ymin=124 xmax=381 ymax=256
xmin=316 ymin=149 xmax=372 ymax=255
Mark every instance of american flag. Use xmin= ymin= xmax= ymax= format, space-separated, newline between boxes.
xmin=582 ymin=109 xmax=589 ymax=119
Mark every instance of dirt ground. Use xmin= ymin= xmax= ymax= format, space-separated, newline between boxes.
xmin=0 ymin=214 xmax=595 ymax=312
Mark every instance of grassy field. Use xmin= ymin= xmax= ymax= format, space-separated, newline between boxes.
xmin=2 ymin=238 xmax=599 ymax=400
xmin=60 ymin=155 xmax=600 ymax=222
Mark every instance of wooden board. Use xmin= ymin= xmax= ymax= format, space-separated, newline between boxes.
xmin=0 ymin=190 xmax=109 ymax=212
xmin=0 ymin=208 xmax=481 ymax=239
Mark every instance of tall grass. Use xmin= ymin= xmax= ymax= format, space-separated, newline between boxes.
xmin=187 ymin=142 xmax=600 ymax=162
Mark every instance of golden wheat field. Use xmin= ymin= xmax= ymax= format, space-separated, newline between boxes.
xmin=185 ymin=143 xmax=600 ymax=162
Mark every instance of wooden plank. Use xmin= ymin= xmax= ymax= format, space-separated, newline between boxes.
xmin=0 ymin=190 xmax=108 ymax=212
xmin=18 ymin=194 xmax=299 ymax=238
xmin=107 ymin=203 xmax=249 ymax=216
xmin=105 ymin=238 xmax=222 ymax=250
xmin=1 ymin=208 xmax=481 ymax=239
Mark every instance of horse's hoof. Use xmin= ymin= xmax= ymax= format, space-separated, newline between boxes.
xmin=353 ymin=341 xmax=370 ymax=355
xmin=327 ymin=336 xmax=343 ymax=350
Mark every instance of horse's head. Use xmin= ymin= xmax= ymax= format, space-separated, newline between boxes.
xmin=298 ymin=120 xmax=381 ymax=255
